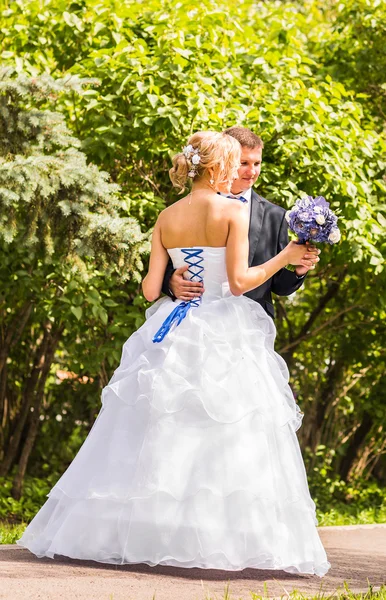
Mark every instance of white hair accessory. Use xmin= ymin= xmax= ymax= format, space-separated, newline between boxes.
xmin=182 ymin=144 xmax=201 ymax=178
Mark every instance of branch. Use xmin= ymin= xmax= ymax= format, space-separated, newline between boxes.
xmin=132 ymin=162 xmax=163 ymax=197
xmin=0 ymin=301 xmax=33 ymax=375
xmin=328 ymin=365 xmax=372 ymax=419
xmin=297 ymin=268 xmax=347 ymax=341
xmin=278 ymin=304 xmax=362 ymax=354
xmin=274 ymin=297 xmax=295 ymax=342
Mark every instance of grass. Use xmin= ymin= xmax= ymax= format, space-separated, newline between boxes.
xmin=106 ymin=584 xmax=386 ymax=600
xmin=0 ymin=520 xmax=26 ymax=544
xmin=149 ymin=583 xmax=386 ymax=599
xmin=316 ymin=506 xmax=386 ymax=527
xmin=199 ymin=583 xmax=386 ymax=599
xmin=250 ymin=582 xmax=386 ymax=599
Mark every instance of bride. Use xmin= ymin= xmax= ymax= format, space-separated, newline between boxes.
xmin=17 ymin=130 xmax=331 ymax=577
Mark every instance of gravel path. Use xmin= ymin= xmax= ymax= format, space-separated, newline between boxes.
xmin=1 ymin=524 xmax=385 ymax=599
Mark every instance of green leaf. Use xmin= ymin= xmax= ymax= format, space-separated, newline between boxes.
xmin=377 ymin=213 xmax=386 ymax=228
xmin=168 ymin=115 xmax=179 ymax=129
xmin=70 ymin=306 xmax=82 ymax=320
xmin=87 ymin=289 xmax=101 ymax=303
xmin=147 ymin=94 xmax=159 ymax=108
xmin=136 ymin=81 xmax=147 ymax=94
xmin=173 ymin=47 xmax=192 ymax=59
xmin=104 ymin=299 xmax=119 ymax=307
xmin=97 ymin=307 xmax=108 ymax=325
xmin=346 ymin=182 xmax=358 ymax=198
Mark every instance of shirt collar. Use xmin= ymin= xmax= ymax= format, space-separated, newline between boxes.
xmin=219 ymin=188 xmax=252 ymax=202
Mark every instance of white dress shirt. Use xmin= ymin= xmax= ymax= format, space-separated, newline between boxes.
xmin=220 ymin=187 xmax=252 ymax=218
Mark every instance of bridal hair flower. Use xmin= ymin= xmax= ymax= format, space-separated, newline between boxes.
xmin=182 ymin=144 xmax=201 ymax=178
xmin=285 ymin=196 xmax=341 ymax=244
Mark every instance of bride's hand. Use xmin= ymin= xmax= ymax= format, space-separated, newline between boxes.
xmin=284 ymin=240 xmax=319 ymax=268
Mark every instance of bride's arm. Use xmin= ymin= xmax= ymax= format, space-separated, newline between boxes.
xmin=142 ymin=218 xmax=170 ymax=302
xmin=226 ymin=203 xmax=307 ymax=296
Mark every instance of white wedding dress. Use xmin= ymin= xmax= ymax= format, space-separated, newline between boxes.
xmin=17 ymin=246 xmax=331 ymax=577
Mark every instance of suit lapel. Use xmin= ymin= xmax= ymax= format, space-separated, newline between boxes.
xmin=248 ymin=190 xmax=265 ymax=266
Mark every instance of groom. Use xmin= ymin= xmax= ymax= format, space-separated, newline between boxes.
xmin=161 ymin=126 xmax=319 ymax=319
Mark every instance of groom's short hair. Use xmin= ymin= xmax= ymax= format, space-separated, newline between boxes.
xmin=224 ymin=126 xmax=264 ymax=150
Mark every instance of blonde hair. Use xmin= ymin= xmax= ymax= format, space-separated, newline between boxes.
xmin=169 ymin=131 xmax=241 ymax=194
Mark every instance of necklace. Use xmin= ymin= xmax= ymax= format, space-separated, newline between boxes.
xmin=188 ymin=189 xmax=200 ymax=205
xmin=187 ymin=187 xmax=214 ymax=205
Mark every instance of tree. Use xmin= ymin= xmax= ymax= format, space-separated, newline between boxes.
xmin=0 ymin=0 xmax=385 ymax=501
xmin=0 ymin=67 xmax=147 ymax=498
xmin=312 ymin=0 xmax=386 ymax=124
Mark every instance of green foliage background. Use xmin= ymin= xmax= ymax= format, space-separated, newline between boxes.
xmin=0 ymin=0 xmax=385 ymax=525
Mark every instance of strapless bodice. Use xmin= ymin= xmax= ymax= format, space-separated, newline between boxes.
xmin=167 ymin=246 xmax=230 ymax=302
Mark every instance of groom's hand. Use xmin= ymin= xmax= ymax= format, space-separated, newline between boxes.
xmin=170 ymin=266 xmax=205 ymax=301
xmin=295 ymin=243 xmax=321 ymax=276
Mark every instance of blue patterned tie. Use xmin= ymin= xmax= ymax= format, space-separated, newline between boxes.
xmin=227 ymin=194 xmax=247 ymax=203
xmin=217 ymin=192 xmax=248 ymax=203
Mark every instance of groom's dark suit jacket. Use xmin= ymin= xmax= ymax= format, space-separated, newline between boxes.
xmin=161 ymin=190 xmax=306 ymax=319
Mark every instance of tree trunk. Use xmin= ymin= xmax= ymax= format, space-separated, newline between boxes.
xmin=0 ymin=322 xmax=51 ymax=476
xmin=0 ymin=302 xmax=33 ymax=375
xmin=339 ymin=411 xmax=373 ymax=481
xmin=304 ymin=357 xmax=346 ymax=452
xmin=0 ymin=362 xmax=7 ymax=460
xmin=12 ymin=324 xmax=63 ymax=499
xmin=12 ymin=410 xmax=41 ymax=499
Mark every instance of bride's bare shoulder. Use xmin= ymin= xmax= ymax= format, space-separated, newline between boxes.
xmin=156 ymin=203 xmax=179 ymax=223
xmin=224 ymin=197 xmax=247 ymax=218
xmin=159 ymin=195 xmax=189 ymax=216
xmin=158 ymin=192 xmax=242 ymax=221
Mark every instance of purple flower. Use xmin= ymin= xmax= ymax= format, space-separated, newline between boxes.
xmin=286 ymin=196 xmax=340 ymax=244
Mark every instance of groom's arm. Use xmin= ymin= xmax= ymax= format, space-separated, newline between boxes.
xmin=161 ymin=257 xmax=177 ymax=301
xmin=271 ymin=214 xmax=306 ymax=296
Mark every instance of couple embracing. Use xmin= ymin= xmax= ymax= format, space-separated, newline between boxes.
xmin=161 ymin=126 xmax=319 ymax=318
xmin=18 ymin=127 xmax=331 ymax=577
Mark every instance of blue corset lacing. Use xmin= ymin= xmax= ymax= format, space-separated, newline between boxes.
xmin=153 ymin=248 xmax=204 ymax=343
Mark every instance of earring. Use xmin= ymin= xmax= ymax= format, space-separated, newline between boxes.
xmin=210 ymin=178 xmax=214 ymax=185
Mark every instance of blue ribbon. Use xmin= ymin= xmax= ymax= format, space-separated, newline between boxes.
xmin=152 ymin=248 xmax=204 ymax=343
xmin=152 ymin=301 xmax=192 ymax=343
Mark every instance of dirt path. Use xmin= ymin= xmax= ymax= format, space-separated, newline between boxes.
xmin=1 ymin=524 xmax=385 ymax=599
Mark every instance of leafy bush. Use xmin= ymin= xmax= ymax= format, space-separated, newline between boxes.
xmin=0 ymin=0 xmax=385 ymax=496
xmin=0 ymin=474 xmax=58 ymax=523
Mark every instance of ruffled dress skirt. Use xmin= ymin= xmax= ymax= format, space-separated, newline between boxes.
xmin=17 ymin=291 xmax=331 ymax=577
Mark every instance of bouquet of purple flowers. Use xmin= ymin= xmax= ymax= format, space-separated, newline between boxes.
xmin=285 ymin=196 xmax=341 ymax=244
